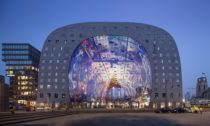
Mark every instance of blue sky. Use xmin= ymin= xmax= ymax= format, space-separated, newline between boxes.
xmin=0 ymin=0 xmax=210 ymax=95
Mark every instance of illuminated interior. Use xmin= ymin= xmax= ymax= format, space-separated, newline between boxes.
xmin=69 ymin=35 xmax=152 ymax=108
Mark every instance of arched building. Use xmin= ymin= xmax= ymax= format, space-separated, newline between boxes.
xmin=37 ymin=22 xmax=183 ymax=109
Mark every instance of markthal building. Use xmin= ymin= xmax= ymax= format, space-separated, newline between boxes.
xmin=37 ymin=22 xmax=183 ymax=109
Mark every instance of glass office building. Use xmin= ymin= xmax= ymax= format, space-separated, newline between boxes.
xmin=2 ymin=43 xmax=40 ymax=106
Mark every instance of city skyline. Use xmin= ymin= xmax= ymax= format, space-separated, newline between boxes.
xmin=1 ymin=0 xmax=210 ymax=95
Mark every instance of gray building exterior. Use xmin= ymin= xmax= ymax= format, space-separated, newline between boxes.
xmin=196 ymin=77 xmax=208 ymax=98
xmin=37 ymin=22 xmax=183 ymax=109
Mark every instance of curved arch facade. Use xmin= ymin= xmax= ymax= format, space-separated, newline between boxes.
xmin=37 ymin=22 xmax=183 ymax=109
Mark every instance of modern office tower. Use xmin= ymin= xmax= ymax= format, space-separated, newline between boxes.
xmin=2 ymin=43 xmax=41 ymax=106
xmin=37 ymin=22 xmax=183 ymax=109
xmin=0 ymin=75 xmax=9 ymax=111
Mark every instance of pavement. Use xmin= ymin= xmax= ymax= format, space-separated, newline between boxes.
xmin=18 ymin=112 xmax=210 ymax=126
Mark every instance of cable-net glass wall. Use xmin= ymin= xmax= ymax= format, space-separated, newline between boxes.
xmin=69 ymin=36 xmax=152 ymax=109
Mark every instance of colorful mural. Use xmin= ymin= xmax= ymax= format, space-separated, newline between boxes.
xmin=69 ymin=36 xmax=152 ymax=104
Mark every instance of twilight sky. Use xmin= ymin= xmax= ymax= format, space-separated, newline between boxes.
xmin=0 ymin=0 xmax=210 ymax=95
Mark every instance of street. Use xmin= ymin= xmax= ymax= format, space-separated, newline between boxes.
xmin=18 ymin=112 xmax=210 ymax=126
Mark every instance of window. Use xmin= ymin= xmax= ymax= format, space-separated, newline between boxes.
xmin=162 ymin=72 xmax=165 ymax=76
xmin=40 ymin=93 xmax=44 ymax=98
xmin=55 ymin=85 xmax=58 ymax=89
xmin=47 ymin=84 xmax=51 ymax=89
xmin=155 ymin=93 xmax=158 ymax=98
xmin=54 ymin=93 xmax=58 ymax=98
xmin=47 ymin=93 xmax=51 ymax=98
xmin=40 ymin=85 xmax=43 ymax=89
xmin=162 ymin=93 xmax=166 ymax=98
xmin=170 ymin=93 xmax=173 ymax=98
xmin=55 ymin=78 xmax=58 ymax=83
xmin=48 ymin=66 xmax=52 ymax=70
xmin=62 ymin=93 xmax=66 ymax=98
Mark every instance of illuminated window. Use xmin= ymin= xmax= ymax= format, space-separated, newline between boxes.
xmin=40 ymin=85 xmax=43 ymax=89
xmin=47 ymin=84 xmax=51 ymax=89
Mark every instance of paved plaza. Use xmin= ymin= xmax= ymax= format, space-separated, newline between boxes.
xmin=18 ymin=112 xmax=210 ymax=126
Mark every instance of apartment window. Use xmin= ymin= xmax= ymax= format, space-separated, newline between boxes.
xmin=41 ymin=66 xmax=45 ymax=70
xmin=54 ymin=93 xmax=58 ymax=98
xmin=48 ymin=73 xmax=51 ymax=76
xmin=55 ymin=78 xmax=58 ymax=83
xmin=162 ymin=72 xmax=165 ymax=76
xmin=155 ymin=93 xmax=158 ymax=98
xmin=57 ymin=60 xmax=60 ymax=63
xmin=40 ymin=93 xmax=44 ymax=98
xmin=161 ymin=59 xmax=164 ymax=64
xmin=47 ymin=79 xmax=51 ymax=82
xmin=55 ymin=73 xmax=58 ymax=76
xmin=55 ymin=85 xmax=58 ymax=89
xmin=41 ymin=73 xmax=44 ymax=76
xmin=40 ymin=85 xmax=43 ymax=89
xmin=48 ymin=66 xmax=52 ymax=70
xmin=162 ymin=93 xmax=166 ymax=98
xmin=62 ymin=78 xmax=65 ymax=82
xmin=47 ymin=93 xmax=51 ymax=98
xmin=49 ymin=60 xmax=53 ymax=63
xmin=170 ymin=93 xmax=174 ymax=98
xmin=47 ymin=84 xmax=51 ymax=89
xmin=62 ymin=93 xmax=66 ymax=98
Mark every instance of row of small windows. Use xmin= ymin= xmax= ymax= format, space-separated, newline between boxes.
xmin=154 ymin=78 xmax=181 ymax=84
xmin=3 ymin=55 xmax=30 ymax=60
xmin=3 ymin=50 xmax=29 ymax=54
xmin=44 ymin=46 xmax=64 ymax=51
xmin=2 ymin=45 xmax=29 ymax=49
xmin=39 ymin=93 xmax=66 ymax=99
xmin=40 ymin=78 xmax=66 ymax=83
xmin=153 ymin=59 xmax=179 ymax=64
xmin=154 ymin=72 xmax=180 ymax=77
xmin=39 ymin=84 xmax=66 ymax=89
xmin=40 ymin=72 xmax=66 ymax=77
xmin=43 ymin=53 xmax=69 ymax=58
xmin=40 ymin=65 xmax=66 ymax=70
xmin=154 ymin=92 xmax=182 ymax=99
xmin=154 ymin=66 xmax=180 ymax=70
xmin=6 ymin=60 xmax=32 ymax=65
xmin=41 ymin=60 xmax=67 ymax=64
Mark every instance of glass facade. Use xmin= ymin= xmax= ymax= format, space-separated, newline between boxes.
xmin=69 ymin=36 xmax=152 ymax=108
xmin=1 ymin=43 xmax=40 ymax=107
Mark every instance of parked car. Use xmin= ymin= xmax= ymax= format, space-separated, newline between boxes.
xmin=155 ymin=107 xmax=170 ymax=113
